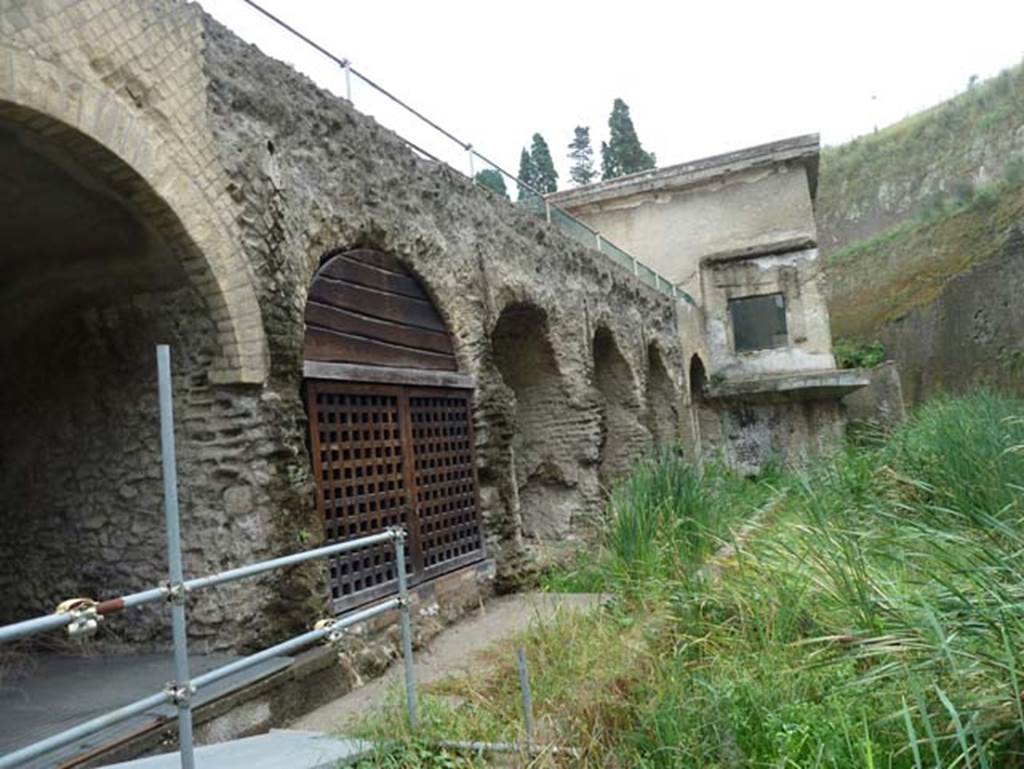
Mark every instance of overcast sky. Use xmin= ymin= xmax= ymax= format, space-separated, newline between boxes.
xmin=198 ymin=0 xmax=1024 ymax=186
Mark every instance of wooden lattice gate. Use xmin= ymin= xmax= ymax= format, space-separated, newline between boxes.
xmin=303 ymin=249 xmax=484 ymax=612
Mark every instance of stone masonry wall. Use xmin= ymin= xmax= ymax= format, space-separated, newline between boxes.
xmin=0 ymin=0 xmax=686 ymax=650
xmin=0 ymin=282 xmax=313 ymax=653
xmin=200 ymin=16 xmax=685 ymax=587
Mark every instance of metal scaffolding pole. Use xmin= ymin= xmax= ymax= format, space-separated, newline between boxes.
xmin=394 ymin=531 xmax=418 ymax=730
xmin=157 ymin=345 xmax=196 ymax=769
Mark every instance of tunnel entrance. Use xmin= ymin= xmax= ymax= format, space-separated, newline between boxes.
xmin=645 ymin=344 xmax=679 ymax=450
xmin=303 ymin=249 xmax=485 ymax=613
xmin=688 ymin=354 xmax=720 ymax=457
xmin=0 ymin=118 xmax=219 ymax=641
xmin=592 ymin=327 xmax=645 ymax=488
xmin=489 ymin=303 xmax=583 ymax=540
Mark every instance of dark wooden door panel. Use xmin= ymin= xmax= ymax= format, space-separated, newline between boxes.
xmin=304 ymin=327 xmax=457 ymax=371
xmin=407 ymin=390 xmax=484 ymax=581
xmin=307 ymin=280 xmax=447 ymax=333
xmin=306 ymin=380 xmax=484 ymax=613
xmin=307 ymin=382 xmax=412 ymax=611
xmin=317 ymin=254 xmax=429 ymax=300
xmin=305 ymin=302 xmax=455 ymax=355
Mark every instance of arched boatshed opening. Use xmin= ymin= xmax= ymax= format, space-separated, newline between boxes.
xmin=302 ymin=249 xmax=485 ymax=613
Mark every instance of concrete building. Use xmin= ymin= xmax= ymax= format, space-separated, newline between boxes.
xmin=550 ymin=136 xmax=866 ymax=473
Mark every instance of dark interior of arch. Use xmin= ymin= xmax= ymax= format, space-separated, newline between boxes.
xmin=0 ymin=116 xmax=217 ymax=642
xmin=592 ymin=326 xmax=645 ymax=487
xmin=644 ymin=345 xmax=679 ymax=450
xmin=687 ymin=354 xmax=720 ymax=458
xmin=489 ymin=303 xmax=578 ymax=541
xmin=689 ymin=355 xmax=708 ymax=400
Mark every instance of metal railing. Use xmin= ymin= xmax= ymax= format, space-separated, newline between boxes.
xmin=236 ymin=0 xmax=693 ymax=305
xmin=0 ymin=345 xmax=419 ymax=769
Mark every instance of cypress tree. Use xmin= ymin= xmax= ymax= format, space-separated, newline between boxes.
xmin=516 ymin=148 xmax=539 ymax=201
xmin=474 ymin=168 xmax=508 ymax=199
xmin=600 ymin=140 xmax=616 ymax=181
xmin=568 ymin=126 xmax=596 ymax=186
xmin=601 ymin=98 xmax=657 ymax=180
xmin=530 ymin=133 xmax=558 ymax=193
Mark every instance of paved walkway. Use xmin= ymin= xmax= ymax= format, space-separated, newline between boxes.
xmin=0 ymin=651 xmax=290 ymax=768
xmin=290 ymin=592 xmax=603 ymax=733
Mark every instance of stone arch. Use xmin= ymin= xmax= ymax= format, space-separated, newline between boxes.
xmin=592 ymin=326 xmax=646 ymax=488
xmin=688 ymin=354 xmax=720 ymax=457
xmin=300 ymin=248 xmax=485 ymax=612
xmin=489 ymin=302 xmax=581 ymax=543
xmin=689 ymin=354 xmax=708 ymax=400
xmin=0 ymin=45 xmax=268 ymax=383
xmin=644 ymin=344 xmax=680 ymax=450
xmin=0 ymin=81 xmax=266 ymax=640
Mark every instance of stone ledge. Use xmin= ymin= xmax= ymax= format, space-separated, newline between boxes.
xmin=699 ymin=236 xmax=818 ymax=265
xmin=706 ymin=369 xmax=869 ymax=403
xmin=548 ymin=133 xmax=821 ymax=210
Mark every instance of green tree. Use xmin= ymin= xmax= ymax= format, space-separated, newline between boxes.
xmin=601 ymin=98 xmax=657 ymax=180
xmin=474 ymin=168 xmax=508 ymax=199
xmin=568 ymin=126 xmax=596 ymax=186
xmin=530 ymin=133 xmax=558 ymax=193
xmin=600 ymin=140 xmax=615 ymax=180
xmin=516 ymin=148 xmax=539 ymax=201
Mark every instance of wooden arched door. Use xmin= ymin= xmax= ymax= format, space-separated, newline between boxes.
xmin=303 ymin=249 xmax=484 ymax=612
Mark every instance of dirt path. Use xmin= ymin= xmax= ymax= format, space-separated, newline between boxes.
xmin=290 ymin=593 xmax=603 ymax=734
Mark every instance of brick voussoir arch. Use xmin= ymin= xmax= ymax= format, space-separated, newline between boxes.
xmin=0 ymin=45 xmax=269 ymax=384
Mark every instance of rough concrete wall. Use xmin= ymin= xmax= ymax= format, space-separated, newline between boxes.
xmin=703 ymin=400 xmax=845 ymax=475
xmin=593 ymin=327 xmax=650 ymax=488
xmin=876 ymin=225 xmax=1024 ymax=405
xmin=0 ymin=0 xmax=269 ymax=382
xmin=201 ymin=17 xmax=683 ymax=584
xmin=842 ymin=361 xmax=907 ymax=427
xmin=644 ymin=346 xmax=679 ymax=451
xmin=0 ymin=1 xmax=307 ymax=652
xmin=484 ymin=304 xmax=598 ymax=564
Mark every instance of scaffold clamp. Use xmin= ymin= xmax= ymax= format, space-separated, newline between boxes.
xmin=55 ymin=598 xmax=102 ymax=639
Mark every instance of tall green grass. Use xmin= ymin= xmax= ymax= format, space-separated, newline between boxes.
xmin=358 ymin=393 xmax=1024 ymax=768
xmin=605 ymin=455 xmax=771 ymax=586
xmin=544 ymin=454 xmax=774 ymax=594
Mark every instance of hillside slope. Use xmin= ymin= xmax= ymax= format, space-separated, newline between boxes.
xmin=818 ymin=61 xmax=1024 ymax=254
xmin=819 ymin=61 xmax=1024 ymax=404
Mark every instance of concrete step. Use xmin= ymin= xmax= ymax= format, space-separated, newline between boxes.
xmin=98 ymin=730 xmax=373 ymax=769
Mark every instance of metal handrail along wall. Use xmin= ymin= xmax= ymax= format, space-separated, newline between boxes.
xmin=0 ymin=346 xmax=419 ymax=769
